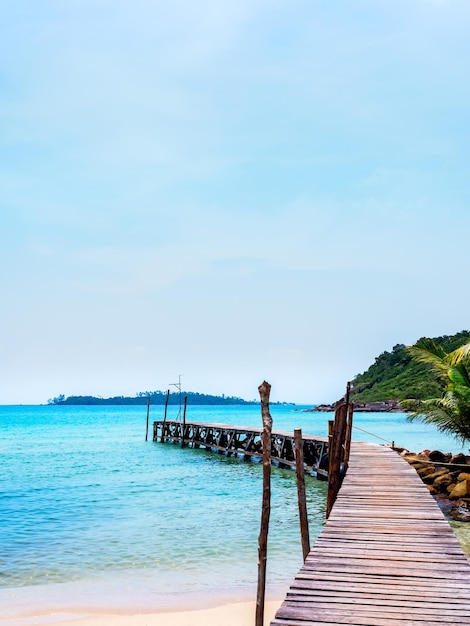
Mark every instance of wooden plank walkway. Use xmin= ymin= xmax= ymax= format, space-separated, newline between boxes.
xmin=271 ymin=442 xmax=470 ymax=626
xmin=153 ymin=419 xmax=329 ymax=476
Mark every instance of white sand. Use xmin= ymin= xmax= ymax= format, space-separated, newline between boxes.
xmin=2 ymin=600 xmax=282 ymax=626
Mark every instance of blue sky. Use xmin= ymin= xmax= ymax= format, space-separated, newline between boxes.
xmin=1 ymin=0 xmax=469 ymax=404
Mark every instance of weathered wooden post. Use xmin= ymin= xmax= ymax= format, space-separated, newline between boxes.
xmin=256 ymin=380 xmax=272 ymax=626
xmin=182 ymin=395 xmax=188 ymax=449
xmin=294 ymin=428 xmax=310 ymax=561
xmin=160 ymin=389 xmax=170 ymax=443
xmin=145 ymin=396 xmax=150 ymax=441
xmin=326 ymin=401 xmax=348 ymax=519
xmin=344 ymin=401 xmax=354 ymax=468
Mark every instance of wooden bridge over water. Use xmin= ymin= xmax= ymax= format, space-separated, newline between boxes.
xmin=271 ymin=441 xmax=470 ymax=625
xmin=153 ymin=419 xmax=329 ymax=478
xmin=153 ymin=417 xmax=470 ymax=624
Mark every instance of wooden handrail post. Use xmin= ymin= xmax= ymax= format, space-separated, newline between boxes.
xmin=145 ymin=396 xmax=150 ymax=441
xmin=344 ymin=402 xmax=354 ymax=467
xmin=256 ymin=380 xmax=272 ymax=626
xmin=326 ymin=401 xmax=347 ymax=518
xmin=294 ymin=428 xmax=310 ymax=561
xmin=161 ymin=389 xmax=170 ymax=443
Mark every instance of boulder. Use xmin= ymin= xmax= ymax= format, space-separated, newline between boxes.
xmin=422 ymin=469 xmax=450 ymax=484
xmin=447 ymin=483 xmax=457 ymax=494
xmin=409 ymin=461 xmax=429 ymax=470
xmin=458 ymin=472 xmax=470 ymax=482
xmin=450 ymin=453 xmax=468 ymax=465
xmin=449 ymin=480 xmax=470 ymax=499
xmin=418 ymin=450 xmax=431 ymax=459
xmin=428 ymin=450 xmax=452 ymax=463
xmin=417 ymin=466 xmax=436 ymax=478
xmin=433 ymin=472 xmax=453 ymax=492
xmin=450 ymin=505 xmax=470 ymax=522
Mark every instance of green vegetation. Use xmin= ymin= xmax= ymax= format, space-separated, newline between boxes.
xmin=48 ymin=391 xmax=257 ymax=406
xmin=402 ymin=338 xmax=470 ymax=444
xmin=351 ymin=330 xmax=470 ymax=404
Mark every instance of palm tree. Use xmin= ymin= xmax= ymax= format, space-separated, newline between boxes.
xmin=402 ymin=338 xmax=470 ymax=445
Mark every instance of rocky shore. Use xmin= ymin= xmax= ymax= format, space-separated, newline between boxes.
xmin=306 ymin=400 xmax=404 ymax=413
xmin=397 ymin=447 xmax=470 ymax=522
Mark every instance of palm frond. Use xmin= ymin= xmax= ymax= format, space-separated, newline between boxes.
xmin=446 ymin=342 xmax=470 ymax=366
xmin=405 ymin=339 xmax=448 ymax=377
xmin=448 ymin=364 xmax=470 ymax=389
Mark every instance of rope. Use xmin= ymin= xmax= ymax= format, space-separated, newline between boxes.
xmin=352 ymin=424 xmax=393 ymax=444
xmin=351 ymin=426 xmax=469 ymax=468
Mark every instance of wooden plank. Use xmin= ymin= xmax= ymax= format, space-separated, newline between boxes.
xmin=289 ymin=581 xmax=470 ymax=601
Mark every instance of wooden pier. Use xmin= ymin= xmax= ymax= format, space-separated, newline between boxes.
xmin=153 ymin=420 xmax=329 ymax=477
xmin=271 ymin=441 xmax=470 ymax=625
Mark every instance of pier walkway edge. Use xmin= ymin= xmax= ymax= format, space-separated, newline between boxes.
xmin=270 ymin=441 xmax=470 ymax=626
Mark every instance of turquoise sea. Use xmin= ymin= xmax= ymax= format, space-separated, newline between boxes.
xmin=1 ymin=404 xmax=469 ymax=623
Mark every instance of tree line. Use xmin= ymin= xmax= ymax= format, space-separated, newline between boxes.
xmin=48 ymin=391 xmax=257 ymax=406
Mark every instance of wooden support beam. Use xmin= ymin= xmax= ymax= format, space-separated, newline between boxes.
xmin=256 ymin=380 xmax=273 ymax=626
xmin=294 ymin=428 xmax=311 ymax=561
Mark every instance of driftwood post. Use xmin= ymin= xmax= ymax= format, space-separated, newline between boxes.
xmin=294 ymin=428 xmax=310 ymax=561
xmin=342 ymin=381 xmax=353 ymax=468
xmin=344 ymin=402 xmax=354 ymax=468
xmin=161 ymin=389 xmax=170 ymax=443
xmin=326 ymin=401 xmax=348 ymax=519
xmin=256 ymin=380 xmax=272 ymax=626
xmin=182 ymin=395 xmax=188 ymax=448
xmin=145 ymin=396 xmax=150 ymax=441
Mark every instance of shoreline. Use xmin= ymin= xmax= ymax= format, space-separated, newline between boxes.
xmin=1 ymin=599 xmax=283 ymax=626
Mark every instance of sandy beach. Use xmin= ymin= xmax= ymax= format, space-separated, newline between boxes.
xmin=2 ymin=600 xmax=282 ymax=626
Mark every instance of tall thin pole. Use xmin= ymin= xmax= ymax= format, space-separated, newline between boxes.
xmin=161 ymin=389 xmax=170 ymax=443
xmin=145 ymin=396 xmax=150 ymax=441
xmin=294 ymin=428 xmax=310 ymax=561
xmin=182 ymin=395 xmax=187 ymax=448
xmin=256 ymin=380 xmax=272 ymax=626
xmin=170 ymin=374 xmax=182 ymax=419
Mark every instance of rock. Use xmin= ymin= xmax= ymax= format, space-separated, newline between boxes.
xmin=417 ymin=466 xmax=436 ymax=478
xmin=422 ymin=469 xmax=450 ymax=484
xmin=428 ymin=450 xmax=452 ymax=462
xmin=411 ymin=462 xmax=432 ymax=471
xmin=392 ymin=446 xmax=407 ymax=454
xmin=426 ymin=485 xmax=438 ymax=495
xmin=433 ymin=473 xmax=453 ymax=491
xmin=449 ymin=480 xmax=470 ymax=499
xmin=447 ymin=483 xmax=457 ymax=494
xmin=418 ymin=450 xmax=431 ymax=459
xmin=458 ymin=472 xmax=470 ymax=482
xmin=450 ymin=505 xmax=470 ymax=522
xmin=450 ymin=453 xmax=468 ymax=465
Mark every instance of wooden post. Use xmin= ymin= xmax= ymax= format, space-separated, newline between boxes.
xmin=344 ymin=402 xmax=354 ymax=467
xmin=294 ymin=428 xmax=310 ymax=561
xmin=181 ymin=395 xmax=188 ymax=448
xmin=326 ymin=401 xmax=347 ymax=519
xmin=344 ymin=381 xmax=351 ymax=410
xmin=256 ymin=381 xmax=272 ymax=626
xmin=161 ymin=389 xmax=170 ymax=443
xmin=145 ymin=396 xmax=150 ymax=441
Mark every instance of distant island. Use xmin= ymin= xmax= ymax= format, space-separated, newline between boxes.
xmin=48 ymin=391 xmax=260 ymax=406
